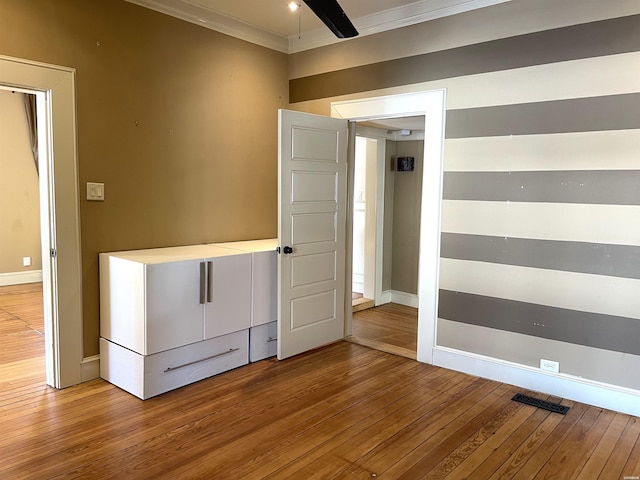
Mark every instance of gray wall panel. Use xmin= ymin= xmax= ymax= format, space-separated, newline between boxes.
xmin=443 ymin=170 xmax=640 ymax=204
xmin=445 ymin=93 xmax=640 ymax=139
xmin=441 ymin=233 xmax=640 ymax=280
xmin=438 ymin=289 xmax=640 ymax=355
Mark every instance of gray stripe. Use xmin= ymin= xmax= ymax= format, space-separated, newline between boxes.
xmin=443 ymin=169 xmax=640 ymax=205
xmin=290 ymin=15 xmax=640 ymax=103
xmin=438 ymin=290 xmax=640 ymax=355
xmin=445 ymin=94 xmax=640 ymax=138
xmin=441 ymin=233 xmax=640 ymax=280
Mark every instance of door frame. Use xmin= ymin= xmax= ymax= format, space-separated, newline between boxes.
xmin=331 ymin=89 xmax=446 ymax=364
xmin=0 ymin=54 xmax=83 ymax=388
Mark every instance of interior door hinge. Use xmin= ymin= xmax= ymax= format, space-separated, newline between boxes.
xmin=51 ymin=248 xmax=57 ymax=258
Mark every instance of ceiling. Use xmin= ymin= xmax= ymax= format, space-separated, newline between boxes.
xmin=125 ymin=0 xmax=510 ymax=53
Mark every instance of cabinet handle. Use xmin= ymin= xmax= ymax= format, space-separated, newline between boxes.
xmin=199 ymin=262 xmax=206 ymax=304
xmin=207 ymin=261 xmax=213 ymax=303
xmin=163 ymin=348 xmax=240 ymax=373
xmin=267 ymin=336 xmax=278 ymax=343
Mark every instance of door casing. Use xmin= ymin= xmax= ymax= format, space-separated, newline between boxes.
xmin=332 ymin=89 xmax=446 ymax=364
xmin=0 ymin=55 xmax=83 ymax=388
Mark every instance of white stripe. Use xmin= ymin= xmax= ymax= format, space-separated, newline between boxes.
xmin=444 ymin=130 xmax=640 ymax=172
xmin=439 ymin=258 xmax=640 ymax=320
xmin=437 ymin=319 xmax=640 ymax=391
xmin=302 ymin=51 xmax=640 ymax=111
xmin=444 ymin=51 xmax=640 ymax=110
xmin=441 ymin=200 xmax=640 ymax=247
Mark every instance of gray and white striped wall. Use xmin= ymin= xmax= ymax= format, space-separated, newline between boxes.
xmin=289 ymin=0 xmax=640 ymax=406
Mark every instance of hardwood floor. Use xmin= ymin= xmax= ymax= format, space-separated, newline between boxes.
xmin=0 ymin=282 xmax=45 ymax=392
xmin=1 ymin=285 xmax=639 ymax=479
xmin=350 ymin=303 xmax=417 ymax=359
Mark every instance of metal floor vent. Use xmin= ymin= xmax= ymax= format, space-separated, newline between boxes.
xmin=512 ymin=393 xmax=570 ymax=415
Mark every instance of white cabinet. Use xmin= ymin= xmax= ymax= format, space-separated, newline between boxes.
xmin=213 ymin=239 xmax=278 ymax=361
xmin=99 ymin=244 xmax=252 ymax=399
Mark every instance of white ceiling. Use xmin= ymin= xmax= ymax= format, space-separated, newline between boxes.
xmin=125 ymin=0 xmax=511 ymax=53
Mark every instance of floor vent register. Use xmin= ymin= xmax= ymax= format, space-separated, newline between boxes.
xmin=512 ymin=393 xmax=570 ymax=415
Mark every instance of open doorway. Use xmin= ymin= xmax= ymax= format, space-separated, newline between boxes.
xmin=0 ymin=55 xmax=84 ymax=388
xmin=0 ymin=88 xmax=46 ymax=392
xmin=348 ymin=117 xmax=426 ymax=359
xmin=0 ymin=89 xmax=46 ymax=388
xmin=332 ymin=89 xmax=446 ymax=366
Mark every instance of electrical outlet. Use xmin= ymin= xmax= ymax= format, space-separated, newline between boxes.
xmin=540 ymin=359 xmax=560 ymax=373
xmin=23 ymin=256 xmax=31 ymax=267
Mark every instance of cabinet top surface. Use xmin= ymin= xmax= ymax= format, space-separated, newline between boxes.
xmin=100 ymin=244 xmax=249 ymax=263
xmin=212 ymin=238 xmax=278 ymax=253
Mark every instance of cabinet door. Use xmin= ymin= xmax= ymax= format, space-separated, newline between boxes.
xmin=252 ymin=250 xmax=277 ymax=327
xmin=204 ymin=254 xmax=251 ymax=339
xmin=146 ymin=260 xmax=204 ymax=354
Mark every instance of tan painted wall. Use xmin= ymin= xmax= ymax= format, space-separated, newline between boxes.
xmin=0 ymin=0 xmax=288 ymax=356
xmin=390 ymin=141 xmax=423 ymax=295
xmin=0 ymin=90 xmax=41 ymax=275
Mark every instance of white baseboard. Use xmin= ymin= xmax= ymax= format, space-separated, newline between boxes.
xmin=390 ymin=290 xmax=419 ymax=308
xmin=0 ymin=270 xmax=43 ymax=286
xmin=376 ymin=290 xmax=392 ymax=306
xmin=433 ymin=346 xmax=640 ymax=417
xmin=81 ymin=355 xmax=100 ymax=382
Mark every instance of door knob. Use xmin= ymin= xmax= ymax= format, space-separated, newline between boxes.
xmin=283 ymin=246 xmax=293 ymax=254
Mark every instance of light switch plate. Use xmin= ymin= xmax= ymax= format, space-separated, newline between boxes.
xmin=87 ymin=182 xmax=105 ymax=201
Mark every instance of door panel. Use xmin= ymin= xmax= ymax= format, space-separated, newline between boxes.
xmin=291 ymin=252 xmax=336 ymax=287
xmin=291 ymin=290 xmax=336 ymax=329
xmin=291 ymin=212 xmax=337 ymax=244
xmin=278 ymin=109 xmax=348 ymax=360
xmin=291 ymin=171 xmax=337 ymax=203
xmin=291 ymin=127 xmax=339 ymax=161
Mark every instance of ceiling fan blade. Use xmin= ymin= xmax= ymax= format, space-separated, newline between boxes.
xmin=302 ymin=0 xmax=359 ymax=38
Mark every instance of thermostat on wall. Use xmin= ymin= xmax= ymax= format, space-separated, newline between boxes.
xmin=396 ymin=156 xmax=414 ymax=172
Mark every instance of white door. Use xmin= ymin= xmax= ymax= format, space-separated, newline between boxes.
xmin=277 ymin=109 xmax=348 ymax=360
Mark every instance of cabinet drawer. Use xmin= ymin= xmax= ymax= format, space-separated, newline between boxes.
xmin=100 ymin=330 xmax=249 ymax=400
xmin=249 ymin=321 xmax=277 ymax=362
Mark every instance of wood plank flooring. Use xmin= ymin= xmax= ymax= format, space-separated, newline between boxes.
xmin=350 ymin=303 xmax=417 ymax=359
xmin=1 ymin=284 xmax=639 ymax=479
xmin=0 ymin=282 xmax=45 ymax=393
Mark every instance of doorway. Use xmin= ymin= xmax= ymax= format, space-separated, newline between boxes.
xmin=0 ymin=55 xmax=83 ymax=388
xmin=332 ymin=89 xmax=446 ymax=365
xmin=0 ymin=89 xmax=45 ymax=387
xmin=349 ymin=118 xmax=426 ymax=358
xmin=351 ymin=135 xmax=376 ymax=312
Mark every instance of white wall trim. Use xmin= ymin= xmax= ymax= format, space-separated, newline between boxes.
xmin=390 ymin=290 xmax=419 ymax=308
xmin=125 ymin=0 xmax=510 ymax=54
xmin=81 ymin=355 xmax=101 ymax=382
xmin=290 ymin=0 xmax=511 ymax=53
xmin=0 ymin=270 xmax=43 ymax=286
xmin=377 ymin=290 xmax=392 ymax=306
xmin=433 ymin=346 xmax=640 ymax=417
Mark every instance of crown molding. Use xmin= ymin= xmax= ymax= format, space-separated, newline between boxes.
xmin=289 ymin=0 xmax=511 ymax=53
xmin=126 ymin=0 xmax=511 ymax=54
